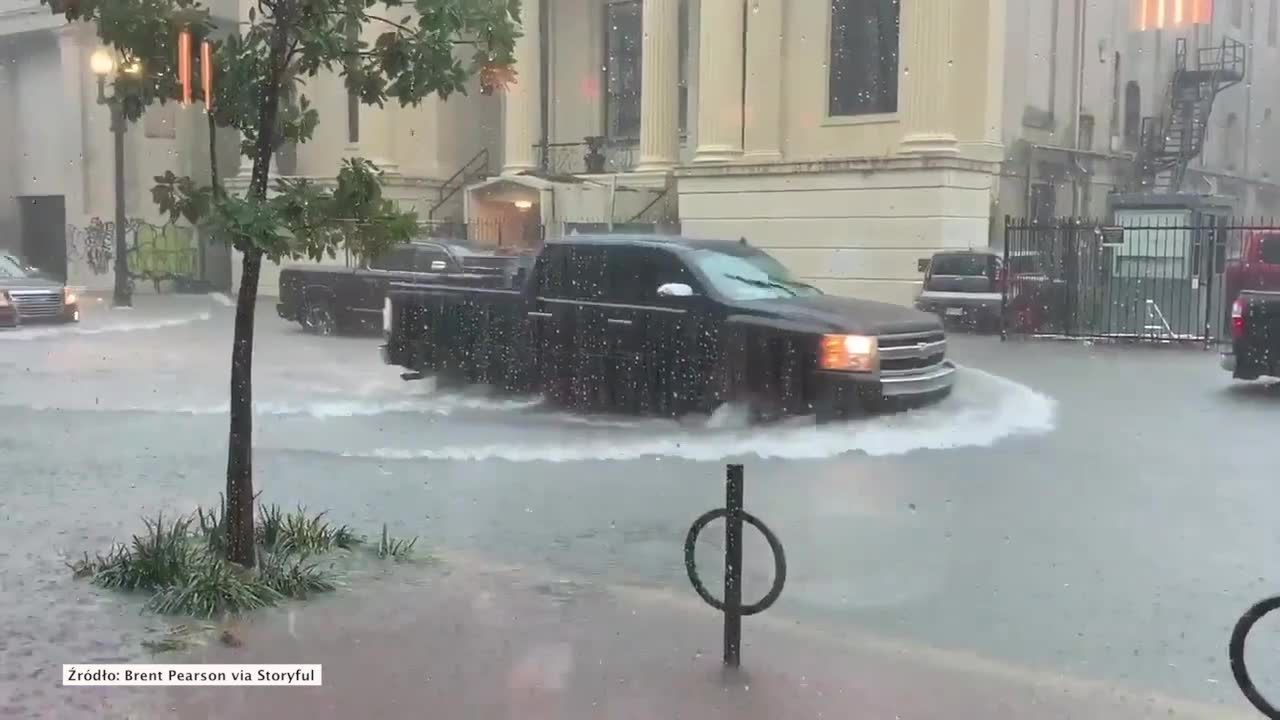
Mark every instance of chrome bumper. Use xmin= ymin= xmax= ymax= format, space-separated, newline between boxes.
xmin=880 ymin=360 xmax=958 ymax=397
xmin=379 ymin=343 xmax=390 ymax=364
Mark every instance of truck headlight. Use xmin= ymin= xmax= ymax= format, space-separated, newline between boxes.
xmin=819 ymin=334 xmax=879 ymax=372
xmin=64 ymin=287 xmax=78 ymax=305
xmin=382 ymin=296 xmax=392 ymax=334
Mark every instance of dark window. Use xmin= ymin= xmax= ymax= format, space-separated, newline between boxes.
xmin=1260 ymin=234 xmax=1280 ymax=264
xmin=534 ymin=245 xmax=571 ymax=298
xmin=603 ymin=0 xmax=690 ymax=140
xmin=828 ymin=0 xmax=900 ymax=117
xmin=412 ymin=246 xmax=450 ymax=272
xmin=1270 ymin=0 xmax=1278 ymax=46
xmin=369 ymin=246 xmax=416 ymax=271
xmin=929 ymin=254 xmax=994 ymax=277
xmin=1124 ymin=81 xmax=1141 ymax=149
xmin=634 ymin=247 xmax=699 ymax=302
xmin=1078 ymin=114 xmax=1095 ymax=151
xmin=565 ymin=245 xmax=609 ymax=301
xmin=346 ymin=24 xmax=360 ymax=144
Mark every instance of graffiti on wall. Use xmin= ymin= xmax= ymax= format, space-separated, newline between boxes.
xmin=66 ymin=218 xmax=115 ymax=275
xmin=67 ymin=218 xmax=197 ymax=285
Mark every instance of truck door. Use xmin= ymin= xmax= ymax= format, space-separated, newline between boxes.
xmin=630 ymin=247 xmax=707 ymax=416
xmin=526 ymin=244 xmax=579 ymax=405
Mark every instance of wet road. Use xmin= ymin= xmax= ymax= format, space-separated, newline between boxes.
xmin=1 ymin=294 xmax=1278 ymax=717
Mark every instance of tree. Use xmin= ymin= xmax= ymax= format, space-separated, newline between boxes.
xmin=48 ymin=0 xmax=519 ymax=567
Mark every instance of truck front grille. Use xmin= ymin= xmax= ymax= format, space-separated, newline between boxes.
xmin=878 ymin=330 xmax=948 ymax=374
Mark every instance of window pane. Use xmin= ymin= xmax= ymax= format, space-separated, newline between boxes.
xmin=369 ymin=247 xmax=415 ymax=271
xmin=828 ymin=0 xmax=900 ymax=117
xmin=1260 ymin=234 xmax=1280 ymax=264
xmin=930 ymin=254 xmax=994 ymax=277
xmin=605 ymin=1 xmax=643 ymax=140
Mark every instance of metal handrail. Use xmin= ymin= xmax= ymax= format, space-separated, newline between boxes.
xmin=427 ymin=148 xmax=489 ymax=220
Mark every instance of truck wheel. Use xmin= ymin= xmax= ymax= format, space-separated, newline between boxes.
xmin=301 ymin=296 xmax=337 ymax=336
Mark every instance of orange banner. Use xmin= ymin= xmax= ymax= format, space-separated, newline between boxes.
xmin=177 ymin=29 xmax=192 ymax=105
xmin=201 ymin=40 xmax=213 ymax=111
xmin=1138 ymin=0 xmax=1212 ymax=29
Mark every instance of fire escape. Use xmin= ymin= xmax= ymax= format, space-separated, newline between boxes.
xmin=1136 ymin=37 xmax=1246 ymax=192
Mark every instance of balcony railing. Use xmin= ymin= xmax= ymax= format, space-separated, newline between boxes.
xmin=534 ymin=137 xmax=638 ymax=176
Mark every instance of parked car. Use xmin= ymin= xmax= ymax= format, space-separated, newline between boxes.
xmin=382 ymin=234 xmax=955 ymax=422
xmin=276 ymin=239 xmax=534 ymax=335
xmin=0 ymin=252 xmax=80 ymax=328
xmin=914 ymin=249 xmax=1054 ymax=333
xmin=1221 ymin=290 xmax=1280 ymax=381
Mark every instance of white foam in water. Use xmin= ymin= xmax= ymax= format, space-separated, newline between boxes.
xmin=0 ymin=311 xmax=211 ymax=340
xmin=341 ymin=366 xmax=1057 ymax=462
xmin=208 ymin=292 xmax=235 ymax=307
xmin=13 ymin=388 xmax=544 ymax=418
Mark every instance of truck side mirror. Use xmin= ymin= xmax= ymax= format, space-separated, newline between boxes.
xmin=429 ymin=260 xmax=447 ymax=272
xmin=657 ymin=282 xmax=694 ymax=298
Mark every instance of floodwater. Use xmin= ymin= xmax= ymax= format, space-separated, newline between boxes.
xmin=2 ymin=294 xmax=1276 ymax=718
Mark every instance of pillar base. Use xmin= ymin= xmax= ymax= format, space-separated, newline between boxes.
xmin=693 ymin=146 xmax=743 ymax=164
xmin=899 ymin=134 xmax=960 ymax=156
xmin=633 ymin=159 xmax=677 ymax=174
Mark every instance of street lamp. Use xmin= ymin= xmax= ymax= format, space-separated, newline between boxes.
xmin=90 ymin=48 xmax=139 ymax=307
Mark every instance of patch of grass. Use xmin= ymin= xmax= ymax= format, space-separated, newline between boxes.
xmin=72 ymin=502 xmax=417 ymax=618
xmin=376 ymin=523 xmax=418 ymax=560
xmin=94 ymin=514 xmax=203 ymax=592
xmin=258 ymin=551 xmax=338 ymax=598
xmin=147 ymin=554 xmax=282 ymax=618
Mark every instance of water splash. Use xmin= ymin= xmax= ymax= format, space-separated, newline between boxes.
xmin=339 ymin=367 xmax=1056 ymax=463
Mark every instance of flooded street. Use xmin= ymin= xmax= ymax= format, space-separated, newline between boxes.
xmin=1 ymin=295 xmax=1277 ymax=718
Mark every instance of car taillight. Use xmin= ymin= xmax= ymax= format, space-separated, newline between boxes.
xmin=1231 ymin=298 xmax=1246 ymax=340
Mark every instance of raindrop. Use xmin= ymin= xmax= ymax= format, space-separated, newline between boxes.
xmin=907 ymin=503 xmax=917 ymax=512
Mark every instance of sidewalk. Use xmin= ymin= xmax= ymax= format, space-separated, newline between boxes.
xmin=122 ymin=557 xmax=1249 ymax=720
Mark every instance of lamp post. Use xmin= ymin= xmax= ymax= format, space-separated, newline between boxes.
xmin=90 ymin=48 xmax=139 ymax=307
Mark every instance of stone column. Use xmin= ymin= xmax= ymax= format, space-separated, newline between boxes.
xmin=360 ymin=8 xmax=399 ymax=174
xmin=743 ymin=0 xmax=782 ymax=161
xmin=57 ymin=23 xmax=89 ymax=222
xmin=633 ymin=0 xmax=680 ymax=172
xmin=502 ymin=0 xmax=541 ymax=174
xmin=694 ymin=0 xmax=745 ymax=162
xmin=899 ymin=0 xmax=959 ymax=154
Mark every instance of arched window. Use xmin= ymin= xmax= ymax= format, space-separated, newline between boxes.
xmin=1124 ymin=81 xmax=1141 ymax=149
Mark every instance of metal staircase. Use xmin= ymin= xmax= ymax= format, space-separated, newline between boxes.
xmin=1136 ymin=37 xmax=1245 ymax=192
xmin=427 ymin=149 xmax=490 ymax=220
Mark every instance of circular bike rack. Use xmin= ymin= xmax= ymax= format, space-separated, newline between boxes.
xmin=1230 ymin=595 xmax=1280 ymax=718
xmin=684 ymin=507 xmax=786 ymax=617
xmin=684 ymin=464 xmax=787 ymax=668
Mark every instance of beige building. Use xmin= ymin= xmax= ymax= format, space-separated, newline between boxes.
xmin=4 ymin=0 xmax=1279 ymax=304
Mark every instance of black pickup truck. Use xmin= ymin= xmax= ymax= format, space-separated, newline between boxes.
xmin=381 ymin=234 xmax=956 ymax=422
xmin=1222 ymin=290 xmax=1280 ymax=380
xmin=277 ymin=239 xmax=532 ymax=334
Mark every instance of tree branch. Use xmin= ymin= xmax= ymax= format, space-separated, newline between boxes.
xmin=363 ymin=14 xmax=414 ymax=33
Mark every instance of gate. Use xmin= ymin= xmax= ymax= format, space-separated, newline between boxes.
xmin=1001 ymin=216 xmax=1269 ymax=344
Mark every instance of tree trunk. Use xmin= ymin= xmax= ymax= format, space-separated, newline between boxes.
xmin=223 ymin=16 xmax=292 ymax=569
xmin=224 ymin=247 xmax=261 ymax=567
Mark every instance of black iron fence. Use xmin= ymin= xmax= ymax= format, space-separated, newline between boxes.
xmin=1001 ymin=216 xmax=1273 ymax=344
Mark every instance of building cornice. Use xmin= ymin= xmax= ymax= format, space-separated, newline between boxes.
xmin=674 ymin=153 xmax=1002 ymax=179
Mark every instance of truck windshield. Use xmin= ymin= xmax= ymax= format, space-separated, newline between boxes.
xmin=687 ymin=248 xmax=820 ymax=300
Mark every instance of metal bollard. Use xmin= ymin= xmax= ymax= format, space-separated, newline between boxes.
xmin=685 ymin=464 xmax=786 ymax=669
xmin=1230 ymin=595 xmax=1280 ymax=718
